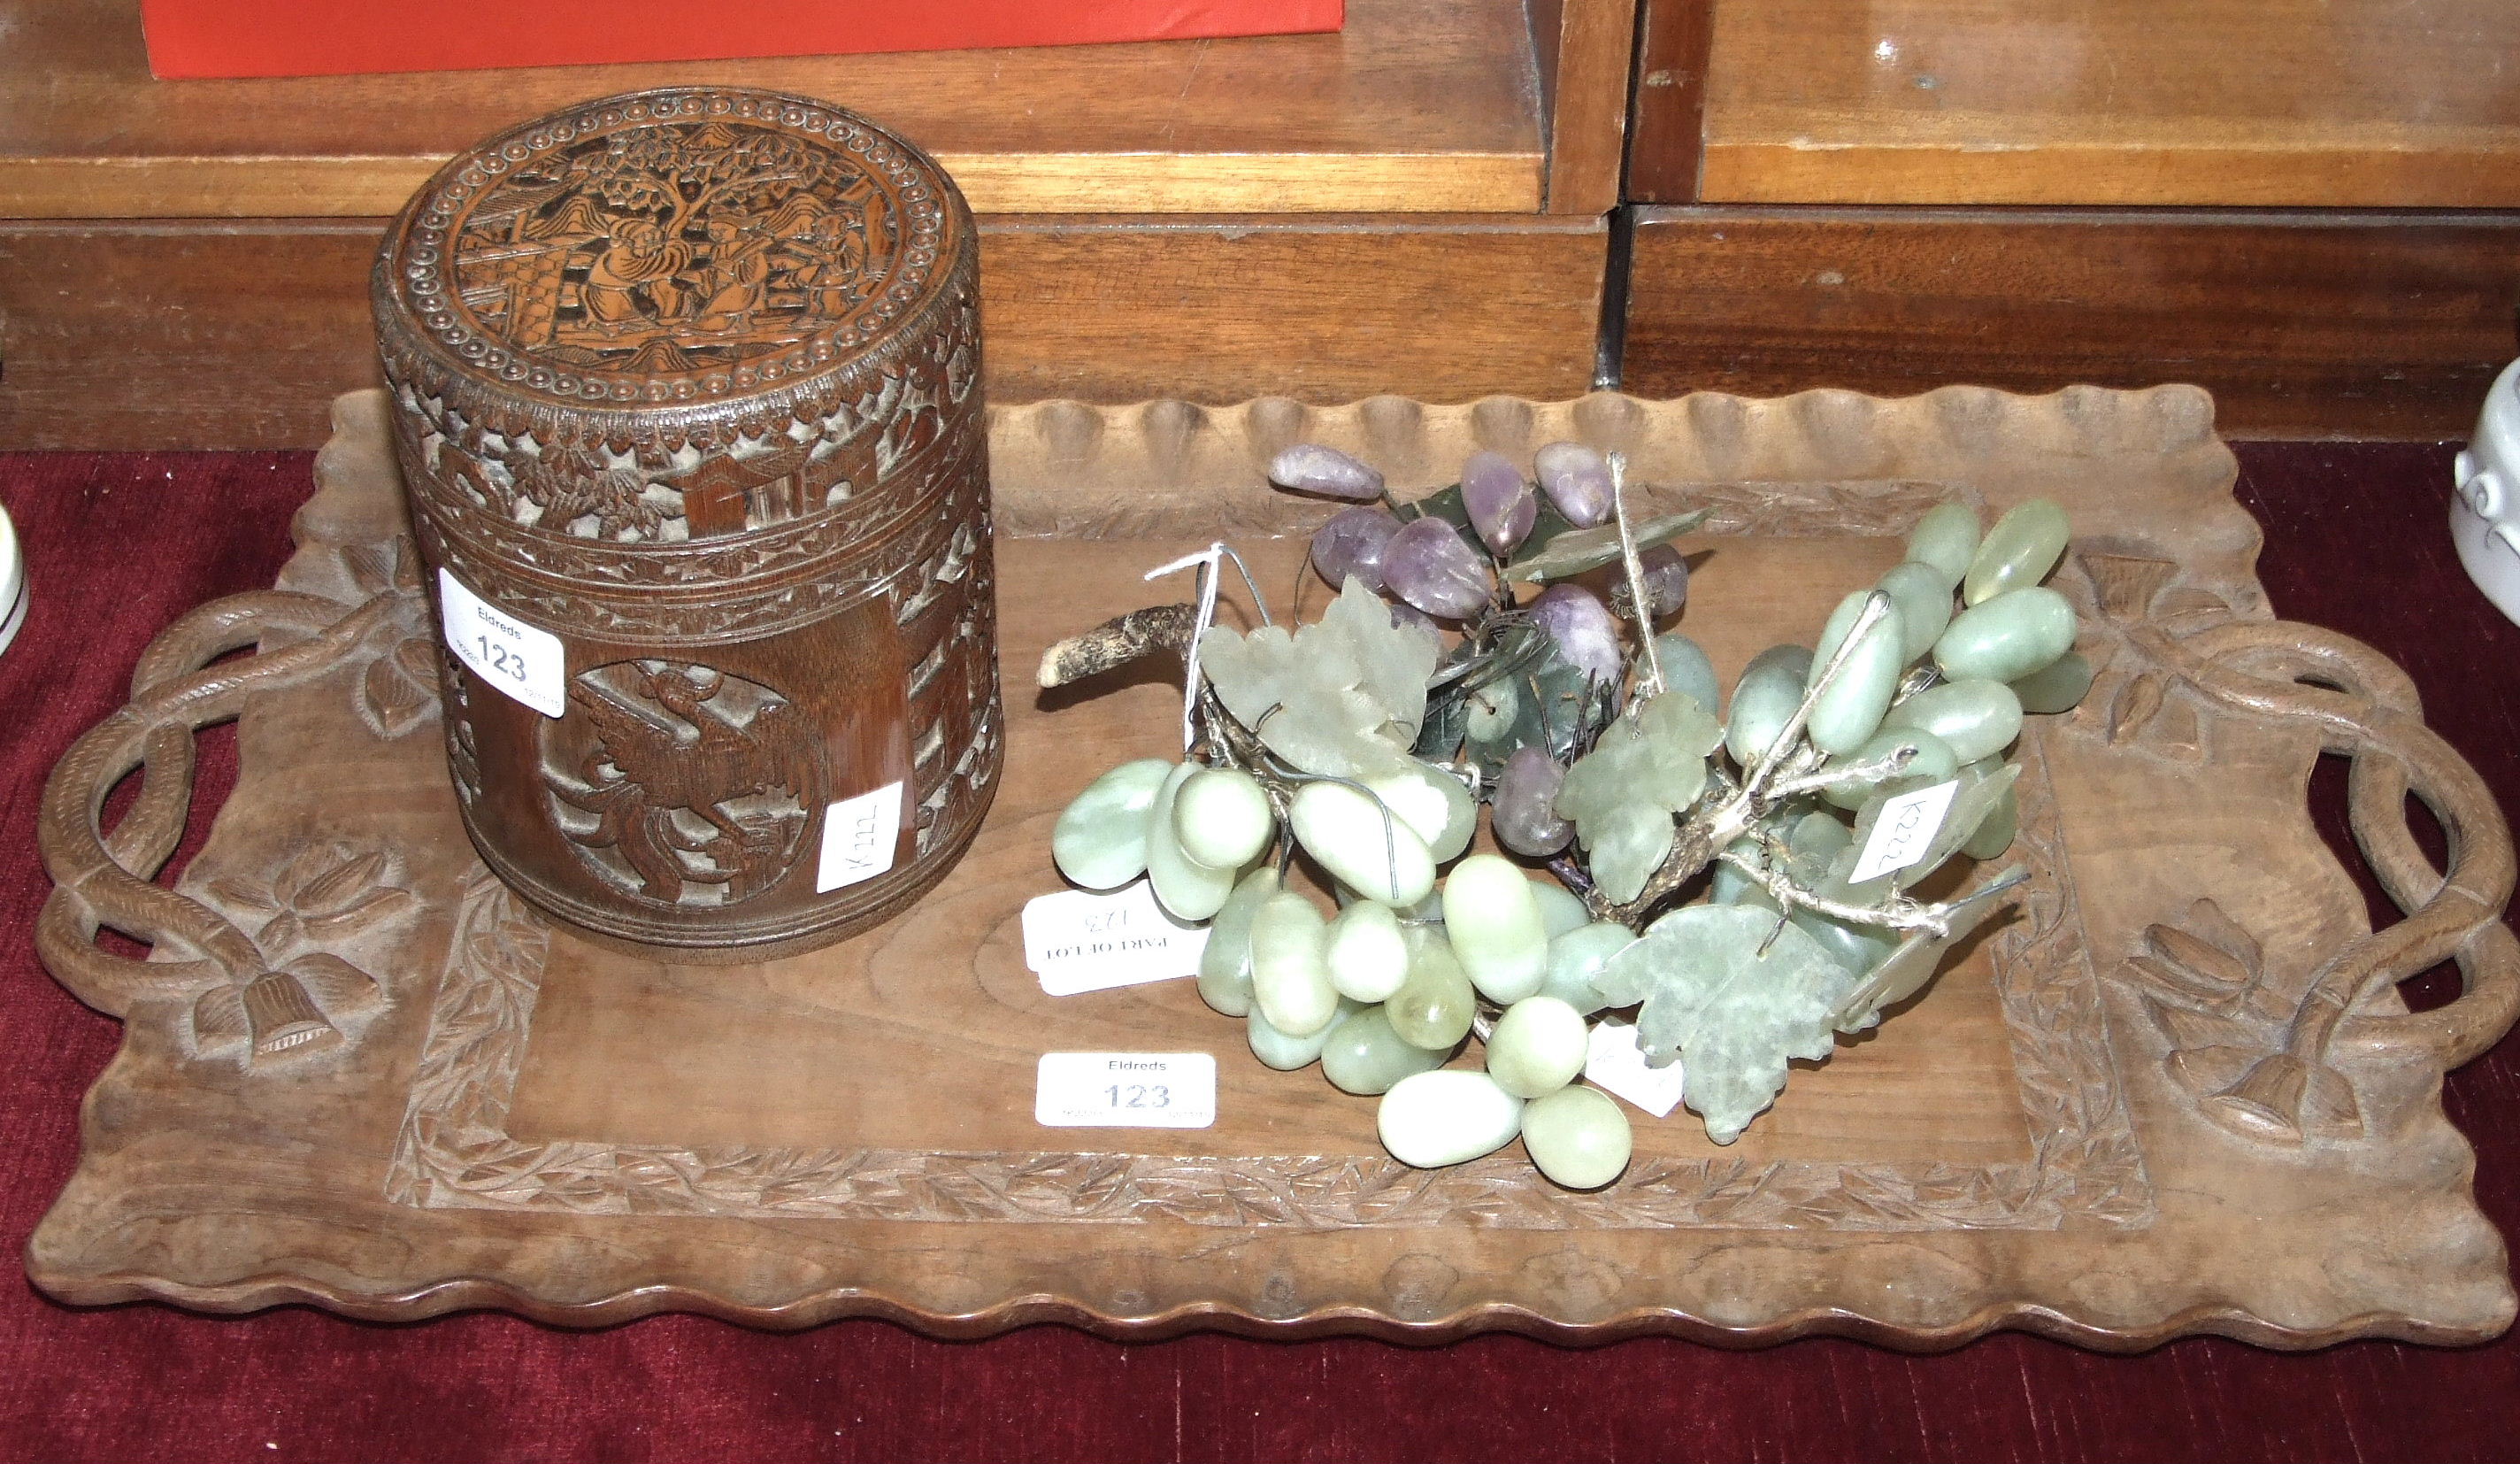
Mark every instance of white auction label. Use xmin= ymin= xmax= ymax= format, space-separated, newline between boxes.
xmin=1034 ymin=1052 xmax=1217 ymax=1129
xmin=817 ymin=782 xmax=904 ymax=893
xmin=1022 ymin=880 xmax=1210 ymax=996
xmin=438 ymin=568 xmax=565 ymax=718
xmin=1583 ymin=1018 xmax=1687 ymax=1118
xmin=1848 ymin=778 xmax=1962 ymax=885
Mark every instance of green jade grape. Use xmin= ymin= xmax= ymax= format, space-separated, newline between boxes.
xmin=1464 ymin=678 xmax=1519 ymax=741
xmin=1532 ymin=881 xmax=1591 ymax=940
xmin=1387 ymin=926 xmax=1477 ymax=1049
xmin=1643 ymin=631 xmax=1721 ymax=714
xmin=1323 ymin=898 xmax=1410 ymax=1002
xmin=1804 ymin=590 xmax=1907 ymax=755
xmin=1874 ymin=560 xmax=1954 ymax=663
xmin=1958 ymin=758 xmax=2022 ymax=860
xmin=1290 ymin=780 xmax=1435 ymax=906
xmin=1724 ymin=644 xmax=1815 ymax=766
xmin=1441 ymin=853 xmax=1549 ymax=1003
xmin=1248 ymin=890 xmax=1341 ymax=1036
xmin=1963 ymin=498 xmax=2070 ymax=605
xmin=1144 ymin=762 xmax=1237 ymax=921
xmin=1050 ymin=758 xmax=1174 ymax=890
xmin=1364 ymin=762 xmax=1477 ymax=863
xmin=1520 ymin=1085 xmax=1633 ymax=1189
xmin=1485 ymin=995 xmax=1589 ymax=1098
xmin=1883 ymin=678 xmax=2024 ymax=765
xmin=1540 ymin=921 xmax=1634 ymax=1014
xmin=2010 ymin=650 xmax=2094 ymax=714
xmin=1196 ymin=866 xmax=1281 ymax=1016
xmin=1793 ymin=904 xmax=1899 ymax=976
xmin=1320 ymin=1005 xmax=1448 ymax=1095
xmin=1170 ymin=765 xmax=1276 ymax=871
xmin=1378 ymin=1069 xmax=1525 ymax=1167
xmin=1822 ymin=727 xmax=1959 ymax=809
xmin=1783 ymin=808 xmax=1853 ymax=882
xmin=1248 ymin=998 xmax=1359 ymax=1071
xmin=1903 ymin=501 xmax=1982 ymax=590
xmin=1933 ymin=586 xmax=2076 ymax=684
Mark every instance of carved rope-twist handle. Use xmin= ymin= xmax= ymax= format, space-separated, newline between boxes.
xmin=36 ymin=590 xmax=400 ymax=1018
xmin=2169 ymin=620 xmax=2520 ymax=1070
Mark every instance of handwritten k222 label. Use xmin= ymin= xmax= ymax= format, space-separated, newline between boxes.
xmin=1848 ymin=778 xmax=1962 ymax=885
xmin=437 ymin=568 xmax=567 ymax=718
xmin=817 ymin=782 xmax=904 ymax=893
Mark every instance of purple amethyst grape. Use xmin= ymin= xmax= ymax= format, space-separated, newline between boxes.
xmin=1460 ymin=451 xmax=1537 ymax=555
xmin=1636 ymin=543 xmax=1689 ymax=618
xmin=1268 ymin=443 xmax=1385 ymax=501
xmin=1533 ymin=441 xmax=1613 ymax=528
xmin=1387 ymin=600 xmax=1439 ymax=633
xmin=1310 ymin=506 xmax=1402 ymax=591
xmin=1531 ymin=583 xmax=1622 ymax=685
xmin=1493 ymin=746 xmax=1574 ymax=857
xmin=1381 ymin=516 xmax=1494 ymax=620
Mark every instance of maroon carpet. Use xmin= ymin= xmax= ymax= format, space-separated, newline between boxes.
xmin=2 ymin=443 xmax=2516 ymax=1464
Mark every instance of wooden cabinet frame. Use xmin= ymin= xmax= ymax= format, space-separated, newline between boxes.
xmin=0 ymin=1 xmax=1640 ymax=448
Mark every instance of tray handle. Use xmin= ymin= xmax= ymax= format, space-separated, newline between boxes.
xmin=37 ymin=589 xmax=398 ymax=1021
xmin=2178 ymin=620 xmax=2520 ymax=1071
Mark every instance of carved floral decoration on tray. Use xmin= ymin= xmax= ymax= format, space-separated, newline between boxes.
xmin=194 ymin=843 xmax=414 ymax=1064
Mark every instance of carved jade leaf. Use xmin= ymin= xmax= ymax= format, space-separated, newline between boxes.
xmin=1553 ymin=690 xmax=1724 ymax=903
xmin=1592 ymin=903 xmax=1859 ymax=1144
xmin=1201 ymin=577 xmax=1442 ymax=779
xmin=1832 ymin=867 xmax=2023 ymax=1034
xmin=1499 ymin=508 xmax=1712 ymax=584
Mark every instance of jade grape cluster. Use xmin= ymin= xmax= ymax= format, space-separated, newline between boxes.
xmin=1043 ymin=440 xmax=2089 ymax=1183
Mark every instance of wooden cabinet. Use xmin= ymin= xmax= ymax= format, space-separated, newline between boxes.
xmin=0 ymin=0 xmax=1639 ymax=447
xmin=1621 ymin=0 xmax=2520 ymax=438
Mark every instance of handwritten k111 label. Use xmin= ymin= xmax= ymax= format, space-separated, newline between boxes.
xmin=817 ymin=782 xmax=904 ymax=893
xmin=1848 ymin=778 xmax=1962 ymax=885
xmin=1583 ymin=1018 xmax=1687 ymax=1118
xmin=438 ymin=568 xmax=565 ymax=718
xmin=1034 ymin=1052 xmax=1217 ymax=1129
xmin=1022 ymin=880 xmax=1210 ymax=996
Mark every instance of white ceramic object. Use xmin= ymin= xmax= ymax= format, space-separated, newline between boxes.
xmin=2453 ymin=357 xmax=2520 ymax=628
xmin=0 ymin=502 xmax=26 ymax=659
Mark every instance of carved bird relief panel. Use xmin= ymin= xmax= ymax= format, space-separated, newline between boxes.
xmin=539 ymin=660 xmax=822 ymax=908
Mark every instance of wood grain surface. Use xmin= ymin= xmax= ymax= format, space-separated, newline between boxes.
xmin=1527 ymin=0 xmax=1640 ymax=214
xmin=0 ymin=215 xmax=1607 ymax=450
xmin=0 ymin=0 xmax=1544 ymax=217
xmin=1623 ymin=207 xmax=2520 ymax=439
xmin=1622 ymin=0 xmax=1715 ymax=204
xmin=24 ymin=384 xmax=2518 ymax=1346
xmin=1699 ymin=0 xmax=2520 ymax=207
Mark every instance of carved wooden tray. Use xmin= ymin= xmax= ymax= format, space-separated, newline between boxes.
xmin=32 ymin=386 xmax=2520 ymax=1349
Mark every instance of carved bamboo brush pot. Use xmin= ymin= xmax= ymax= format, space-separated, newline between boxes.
xmin=373 ymin=88 xmax=1000 ymax=961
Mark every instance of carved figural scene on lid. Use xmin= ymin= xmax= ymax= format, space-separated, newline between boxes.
xmin=373 ymin=89 xmax=999 ymax=961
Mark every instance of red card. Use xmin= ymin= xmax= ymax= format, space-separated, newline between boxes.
xmin=141 ymin=1 xmax=1346 ymax=80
